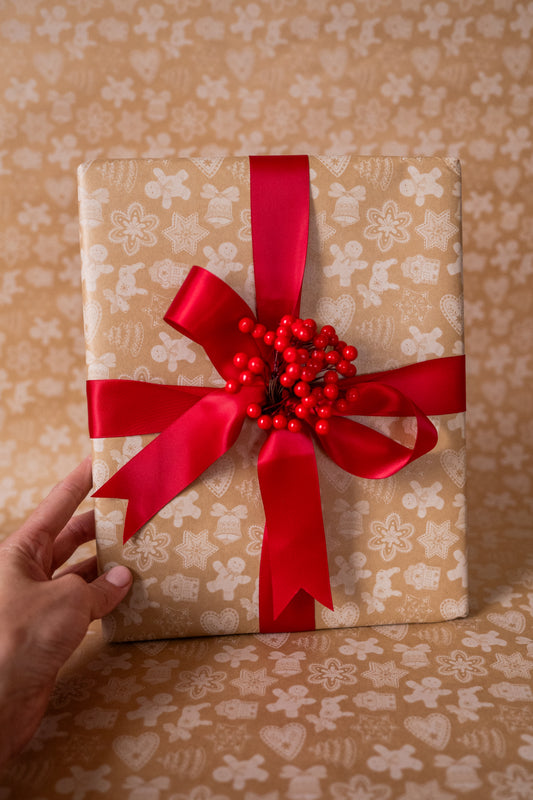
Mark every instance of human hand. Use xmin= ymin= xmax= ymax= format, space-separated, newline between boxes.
xmin=0 ymin=457 xmax=132 ymax=766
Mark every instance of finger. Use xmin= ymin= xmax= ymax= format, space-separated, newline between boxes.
xmin=51 ymin=510 xmax=96 ymax=574
xmin=14 ymin=457 xmax=93 ymax=560
xmin=86 ymin=566 xmax=133 ymax=621
xmin=53 ymin=554 xmax=98 ymax=583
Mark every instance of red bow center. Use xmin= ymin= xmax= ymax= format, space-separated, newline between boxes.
xmin=225 ymin=313 xmax=360 ymax=436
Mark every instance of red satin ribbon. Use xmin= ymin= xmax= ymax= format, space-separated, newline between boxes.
xmin=88 ymin=155 xmax=466 ymax=633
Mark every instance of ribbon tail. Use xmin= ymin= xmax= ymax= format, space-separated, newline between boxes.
xmin=93 ymin=389 xmax=260 ymax=542
xmin=257 ymin=430 xmax=333 ymax=622
xmin=259 ymin=526 xmax=318 ymax=633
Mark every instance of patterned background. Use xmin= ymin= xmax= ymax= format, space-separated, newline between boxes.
xmin=0 ymin=1 xmax=532 ymax=797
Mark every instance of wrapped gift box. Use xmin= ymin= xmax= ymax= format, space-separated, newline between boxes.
xmin=78 ymin=155 xmax=467 ymax=642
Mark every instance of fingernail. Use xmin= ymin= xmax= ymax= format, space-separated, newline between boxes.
xmin=105 ymin=565 xmax=132 ymax=588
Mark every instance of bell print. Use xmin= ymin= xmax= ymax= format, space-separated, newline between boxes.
xmin=211 ymin=503 xmax=247 ymax=544
xmin=201 ymin=184 xmax=240 ymax=228
xmin=329 ymin=183 xmax=366 ymax=227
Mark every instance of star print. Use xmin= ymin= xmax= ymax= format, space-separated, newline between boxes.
xmin=491 ymin=652 xmax=533 ymax=680
xmin=142 ymin=293 xmax=169 ymax=327
xmin=163 ymin=212 xmax=209 ymax=255
xmin=418 ymin=520 xmax=459 ymax=559
xmin=395 ymin=287 xmax=432 ymax=323
xmin=207 ymin=722 xmax=250 ymax=754
xmin=415 ymin=209 xmax=458 ymax=251
xmin=175 ymin=529 xmax=218 ymax=569
xmin=398 ymin=595 xmax=434 ymax=620
xmin=361 ymin=660 xmax=408 ymax=688
xmin=311 ymin=210 xmax=335 ymax=253
xmin=230 ymin=668 xmax=278 ymax=697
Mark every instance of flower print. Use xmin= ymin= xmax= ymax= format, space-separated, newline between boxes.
xmin=308 ymin=657 xmax=357 ymax=692
xmin=365 ymin=200 xmax=412 ymax=252
xmin=436 ymin=650 xmax=488 ymax=683
xmin=122 ymin=523 xmax=170 ymax=572
xmin=368 ymin=513 xmax=414 ymax=561
xmin=175 ymin=665 xmax=227 ymax=700
xmin=109 ymin=201 xmax=159 ymax=255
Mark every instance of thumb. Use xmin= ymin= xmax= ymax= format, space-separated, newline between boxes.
xmin=87 ymin=566 xmax=133 ymax=621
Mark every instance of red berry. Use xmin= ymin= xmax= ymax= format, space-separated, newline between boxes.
xmin=283 ymin=346 xmax=297 ymax=363
xmin=324 ymin=383 xmax=339 ymax=400
xmin=335 ymin=399 xmax=349 ymax=413
xmin=294 ymin=381 xmax=310 ymax=397
xmin=252 ymin=323 xmax=267 ymax=339
xmin=313 ymin=334 xmax=328 ymax=349
xmin=343 ymin=345 xmax=357 ymax=361
xmin=312 ymin=387 xmax=325 ymax=402
xmin=298 ymin=327 xmax=313 ymax=342
xmin=303 ymin=318 xmax=317 ymax=333
xmin=315 ymin=419 xmax=330 ymax=435
xmin=239 ymin=370 xmax=253 ymax=385
xmin=280 ymin=314 xmax=294 ymax=326
xmin=225 ymin=379 xmax=240 ymax=393
xmin=326 ymin=350 xmax=340 ymax=365
xmin=300 ymin=366 xmax=316 ymax=382
xmin=336 ymin=340 xmax=347 ymax=351
xmin=336 ymin=359 xmax=352 ymax=376
xmin=257 ymin=414 xmax=273 ymax=430
xmin=302 ymin=394 xmax=316 ymax=408
xmin=296 ymin=348 xmax=308 ymax=364
xmin=276 ymin=324 xmax=291 ymax=338
xmin=285 ymin=364 xmax=301 ymax=381
xmin=308 ymin=359 xmax=323 ymax=372
xmin=273 ymin=413 xmax=288 ymax=429
xmin=274 ymin=336 xmax=290 ymax=352
xmin=347 ymin=387 xmax=359 ymax=403
xmin=291 ymin=319 xmax=304 ymax=334
xmin=247 ymin=403 xmax=261 ymax=418
xmin=295 ymin=404 xmax=308 ymax=419
xmin=263 ymin=330 xmax=276 ymax=346
xmin=324 ymin=371 xmax=339 ymax=384
xmin=280 ymin=373 xmax=295 ymax=387
xmin=288 ymin=418 xmax=302 ymax=433
xmin=329 ymin=333 xmax=339 ymax=346
xmin=321 ymin=325 xmax=335 ymax=339
xmin=233 ymin=352 xmax=249 ymax=369
xmin=316 ymin=403 xmax=332 ymax=418
xmin=344 ymin=364 xmax=357 ymax=377
xmin=239 ymin=316 xmax=255 ymax=333
xmin=248 ymin=356 xmax=264 ymax=374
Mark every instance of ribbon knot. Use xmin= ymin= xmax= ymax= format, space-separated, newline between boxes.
xmin=88 ymin=155 xmax=465 ymax=633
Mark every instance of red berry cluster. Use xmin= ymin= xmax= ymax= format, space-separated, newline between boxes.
xmin=225 ymin=314 xmax=359 ymax=435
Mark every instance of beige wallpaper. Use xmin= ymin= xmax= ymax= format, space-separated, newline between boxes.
xmin=0 ymin=1 xmax=532 ymax=798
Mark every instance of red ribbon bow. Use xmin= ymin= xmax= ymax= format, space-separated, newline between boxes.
xmin=88 ymin=155 xmax=466 ymax=633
